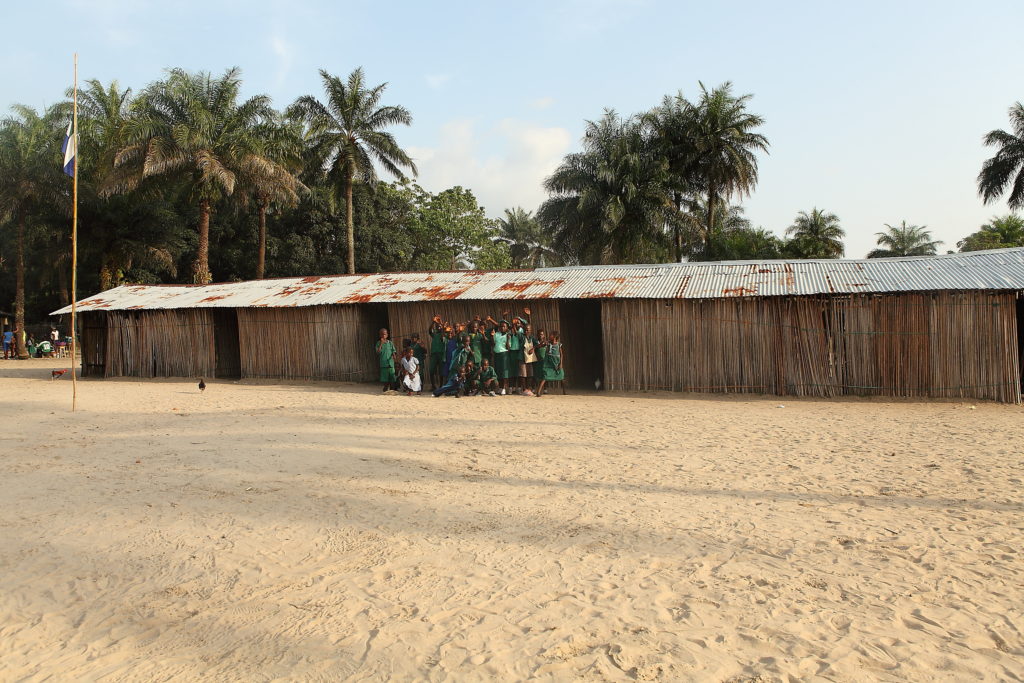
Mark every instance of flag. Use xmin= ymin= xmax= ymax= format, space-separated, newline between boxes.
xmin=61 ymin=120 xmax=76 ymax=177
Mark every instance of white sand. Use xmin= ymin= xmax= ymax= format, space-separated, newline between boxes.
xmin=1 ymin=357 xmax=1023 ymax=681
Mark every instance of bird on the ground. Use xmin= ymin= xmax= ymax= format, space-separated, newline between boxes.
xmin=198 ymin=378 xmax=206 ymax=392
xmin=51 ymin=369 xmax=68 ymax=380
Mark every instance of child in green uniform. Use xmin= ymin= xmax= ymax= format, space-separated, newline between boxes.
xmin=536 ymin=330 xmax=564 ymax=397
xmin=376 ymin=328 xmax=397 ymax=392
xmin=479 ymin=358 xmax=498 ymax=396
xmin=428 ymin=318 xmax=446 ymax=390
xmin=491 ymin=320 xmax=511 ymax=394
xmin=468 ymin=321 xmax=484 ymax=367
xmin=507 ymin=315 xmax=522 ymax=393
xmin=452 ymin=335 xmax=472 ymax=373
xmin=410 ymin=334 xmax=427 ymax=370
xmin=533 ymin=329 xmax=548 ymax=389
xmin=464 ymin=360 xmax=479 ymax=395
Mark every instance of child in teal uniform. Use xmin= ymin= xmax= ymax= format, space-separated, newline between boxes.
xmin=452 ymin=335 xmax=472 ymax=372
xmin=376 ymin=328 xmax=397 ymax=392
xmin=464 ymin=360 xmax=479 ymax=395
xmin=536 ymin=330 xmax=564 ymax=397
xmin=507 ymin=313 xmax=522 ymax=393
xmin=533 ymin=329 xmax=548 ymax=390
xmin=468 ymin=321 xmax=484 ymax=367
xmin=479 ymin=358 xmax=498 ymax=396
xmin=491 ymin=320 xmax=511 ymax=395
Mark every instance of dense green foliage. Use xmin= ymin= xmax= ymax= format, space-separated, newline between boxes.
xmin=867 ymin=222 xmax=941 ymax=258
xmin=0 ymin=67 xmax=1021 ymax=328
xmin=957 ymin=214 xmax=1024 ymax=252
xmin=978 ymin=103 xmax=1024 ymax=212
xmin=785 ymin=208 xmax=845 ymax=259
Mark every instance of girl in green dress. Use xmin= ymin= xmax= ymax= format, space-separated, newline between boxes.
xmin=376 ymin=328 xmax=397 ymax=391
xmin=532 ymin=329 xmax=547 ymax=390
xmin=537 ymin=331 xmax=564 ymax=397
xmin=468 ymin=321 xmax=485 ymax=367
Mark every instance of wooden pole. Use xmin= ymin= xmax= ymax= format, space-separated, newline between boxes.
xmin=71 ymin=53 xmax=79 ymax=411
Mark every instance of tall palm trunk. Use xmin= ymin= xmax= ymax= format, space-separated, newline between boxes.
xmin=256 ymin=197 xmax=268 ymax=279
xmin=705 ymin=186 xmax=717 ymax=256
xmin=345 ymin=167 xmax=355 ymax=274
xmin=672 ymin=192 xmax=683 ymax=262
xmin=15 ymin=211 xmax=28 ymax=359
xmin=194 ymin=199 xmax=212 ymax=284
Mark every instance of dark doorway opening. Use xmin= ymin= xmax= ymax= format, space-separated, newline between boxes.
xmin=213 ymin=309 xmax=241 ymax=379
xmin=558 ymin=300 xmax=604 ymax=390
xmin=1017 ymin=296 xmax=1023 ymax=393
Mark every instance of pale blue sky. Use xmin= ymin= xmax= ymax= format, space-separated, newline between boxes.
xmin=2 ymin=0 xmax=1021 ymax=258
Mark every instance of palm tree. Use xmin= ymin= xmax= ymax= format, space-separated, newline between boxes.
xmin=496 ymin=207 xmax=560 ymax=268
xmin=957 ymin=214 xmax=1024 ymax=252
xmin=687 ymin=83 xmax=768 ymax=253
xmin=785 ymin=208 xmax=844 ymax=258
xmin=288 ymin=68 xmax=417 ymax=274
xmin=113 ymin=67 xmax=275 ymax=283
xmin=978 ymin=102 xmax=1024 ymax=211
xmin=239 ymin=116 xmax=305 ymax=279
xmin=646 ymin=92 xmax=701 ymax=261
xmin=0 ymin=104 xmax=69 ymax=358
xmin=867 ymin=221 xmax=942 ymax=258
xmin=539 ymin=110 xmax=669 ymax=264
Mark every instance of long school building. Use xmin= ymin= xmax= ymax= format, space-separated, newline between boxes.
xmin=54 ymin=248 xmax=1024 ymax=403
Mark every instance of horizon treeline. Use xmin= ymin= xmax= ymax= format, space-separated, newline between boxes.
xmin=2 ymin=66 xmax=1023 ymax=336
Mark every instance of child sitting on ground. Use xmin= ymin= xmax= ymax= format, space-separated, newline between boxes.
xmin=479 ymin=358 xmax=498 ymax=396
xmin=463 ymin=360 xmax=480 ymax=396
xmin=432 ymin=364 xmax=466 ymax=398
xmin=400 ymin=346 xmax=422 ymax=395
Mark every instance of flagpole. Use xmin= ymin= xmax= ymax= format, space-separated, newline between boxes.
xmin=70 ymin=53 xmax=79 ymax=411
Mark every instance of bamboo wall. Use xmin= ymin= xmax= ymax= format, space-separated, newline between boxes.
xmin=104 ymin=310 xmax=216 ymax=378
xmin=235 ymin=305 xmax=379 ymax=381
xmin=602 ymin=292 xmax=1021 ymax=402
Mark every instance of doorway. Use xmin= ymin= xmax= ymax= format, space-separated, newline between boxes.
xmin=557 ymin=300 xmax=604 ymax=390
xmin=213 ymin=309 xmax=241 ymax=379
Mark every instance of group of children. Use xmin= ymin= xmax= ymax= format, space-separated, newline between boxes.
xmin=374 ymin=308 xmax=565 ymax=398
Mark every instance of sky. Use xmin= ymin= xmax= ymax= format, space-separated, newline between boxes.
xmin=2 ymin=0 xmax=1022 ymax=259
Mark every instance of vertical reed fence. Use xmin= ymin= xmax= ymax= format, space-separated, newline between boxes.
xmin=104 ymin=310 xmax=216 ymax=378
xmin=602 ymin=292 xmax=1020 ymax=402
xmin=236 ymin=305 xmax=377 ymax=381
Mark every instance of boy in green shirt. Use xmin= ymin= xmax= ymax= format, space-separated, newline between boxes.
xmin=375 ymin=328 xmax=397 ymax=392
xmin=479 ymin=358 xmax=498 ymax=396
xmin=464 ymin=360 xmax=480 ymax=395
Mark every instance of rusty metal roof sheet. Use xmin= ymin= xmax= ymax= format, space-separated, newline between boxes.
xmin=52 ymin=247 xmax=1024 ymax=314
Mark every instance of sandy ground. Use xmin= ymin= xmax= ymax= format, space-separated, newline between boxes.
xmin=1 ymin=357 xmax=1022 ymax=682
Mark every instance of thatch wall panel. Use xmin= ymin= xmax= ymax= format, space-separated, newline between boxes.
xmin=603 ymin=293 xmax=1020 ymax=402
xmin=602 ymin=298 xmax=837 ymax=394
xmin=104 ymin=310 xmax=215 ymax=378
xmin=236 ymin=305 xmax=376 ymax=381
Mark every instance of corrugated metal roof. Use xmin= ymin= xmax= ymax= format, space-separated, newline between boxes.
xmin=52 ymin=248 xmax=1024 ymax=314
